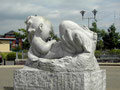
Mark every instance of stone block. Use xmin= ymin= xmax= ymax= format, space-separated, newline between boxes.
xmin=14 ymin=69 xmax=106 ymax=90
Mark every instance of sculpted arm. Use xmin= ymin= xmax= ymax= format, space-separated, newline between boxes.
xmin=28 ymin=47 xmax=39 ymax=61
xmin=32 ymin=36 xmax=56 ymax=55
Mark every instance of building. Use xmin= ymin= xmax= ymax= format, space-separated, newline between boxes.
xmin=0 ymin=30 xmax=22 ymax=52
xmin=0 ymin=38 xmax=16 ymax=52
xmin=0 ymin=35 xmax=4 ymax=38
xmin=4 ymin=31 xmax=16 ymax=38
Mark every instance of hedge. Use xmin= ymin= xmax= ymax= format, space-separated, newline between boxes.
xmin=107 ymin=49 xmax=120 ymax=55
xmin=0 ymin=52 xmax=8 ymax=60
xmin=6 ymin=52 xmax=16 ymax=61
xmin=95 ymin=49 xmax=120 ymax=58
xmin=0 ymin=52 xmax=22 ymax=61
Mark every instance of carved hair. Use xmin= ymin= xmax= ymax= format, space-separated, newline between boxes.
xmin=25 ymin=16 xmax=53 ymax=42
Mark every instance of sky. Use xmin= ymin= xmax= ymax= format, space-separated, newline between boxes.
xmin=0 ymin=0 xmax=120 ymax=35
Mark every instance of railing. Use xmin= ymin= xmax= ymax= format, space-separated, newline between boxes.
xmin=96 ymin=54 xmax=120 ymax=63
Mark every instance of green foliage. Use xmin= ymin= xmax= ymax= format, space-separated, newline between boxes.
xmin=96 ymin=40 xmax=104 ymax=50
xmin=95 ymin=49 xmax=120 ymax=58
xmin=90 ymin=22 xmax=120 ymax=50
xmin=0 ymin=52 xmax=23 ymax=61
xmin=90 ymin=22 xmax=98 ymax=32
xmin=99 ymin=29 xmax=106 ymax=38
xmin=107 ymin=49 xmax=120 ymax=55
xmin=95 ymin=50 xmax=103 ymax=58
xmin=12 ymin=46 xmax=22 ymax=52
xmin=14 ymin=28 xmax=28 ymax=39
xmin=90 ymin=22 xmax=106 ymax=50
xmin=6 ymin=52 xmax=16 ymax=61
xmin=14 ymin=28 xmax=30 ymax=50
xmin=22 ymin=49 xmax=28 ymax=53
xmin=48 ymin=31 xmax=60 ymax=41
xmin=0 ymin=52 xmax=8 ymax=60
xmin=102 ymin=24 xmax=120 ymax=49
xmin=18 ymin=53 xmax=22 ymax=59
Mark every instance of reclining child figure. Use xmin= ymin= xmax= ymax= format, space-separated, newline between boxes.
xmin=25 ymin=15 xmax=100 ymax=71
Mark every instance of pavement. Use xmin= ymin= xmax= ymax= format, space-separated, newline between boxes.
xmin=0 ymin=65 xmax=23 ymax=90
xmin=99 ymin=63 xmax=120 ymax=66
xmin=0 ymin=65 xmax=120 ymax=90
xmin=101 ymin=66 xmax=120 ymax=90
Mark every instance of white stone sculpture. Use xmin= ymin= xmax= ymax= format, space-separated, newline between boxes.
xmin=25 ymin=15 xmax=100 ymax=71
xmin=14 ymin=16 xmax=106 ymax=90
xmin=25 ymin=16 xmax=56 ymax=61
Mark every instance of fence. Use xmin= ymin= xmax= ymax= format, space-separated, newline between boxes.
xmin=97 ymin=54 xmax=120 ymax=63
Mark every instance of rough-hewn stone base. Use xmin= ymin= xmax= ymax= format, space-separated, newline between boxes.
xmin=14 ymin=68 xmax=106 ymax=90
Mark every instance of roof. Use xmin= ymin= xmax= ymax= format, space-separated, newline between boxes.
xmin=0 ymin=35 xmax=4 ymax=38
xmin=0 ymin=38 xmax=16 ymax=40
xmin=5 ymin=30 xmax=15 ymax=35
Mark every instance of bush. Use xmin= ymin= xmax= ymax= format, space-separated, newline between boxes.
xmin=22 ymin=50 xmax=28 ymax=53
xmin=95 ymin=50 xmax=103 ymax=58
xmin=107 ymin=49 xmax=120 ymax=55
xmin=18 ymin=53 xmax=22 ymax=59
xmin=12 ymin=46 xmax=22 ymax=52
xmin=7 ymin=52 xmax=16 ymax=61
xmin=0 ymin=52 xmax=25 ymax=61
xmin=95 ymin=49 xmax=120 ymax=58
xmin=0 ymin=52 xmax=8 ymax=60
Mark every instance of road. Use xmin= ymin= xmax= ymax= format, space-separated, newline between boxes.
xmin=0 ymin=65 xmax=120 ymax=90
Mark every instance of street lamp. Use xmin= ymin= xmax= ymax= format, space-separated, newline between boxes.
xmin=92 ymin=9 xmax=97 ymax=20
xmin=80 ymin=9 xmax=98 ymax=28
xmin=80 ymin=10 xmax=86 ymax=20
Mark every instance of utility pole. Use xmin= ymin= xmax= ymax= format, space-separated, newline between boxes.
xmin=114 ymin=11 xmax=116 ymax=25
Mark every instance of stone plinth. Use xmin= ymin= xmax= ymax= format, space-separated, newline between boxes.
xmin=14 ymin=69 xmax=106 ymax=90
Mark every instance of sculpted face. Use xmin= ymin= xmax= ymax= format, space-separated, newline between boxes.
xmin=25 ymin=16 xmax=53 ymax=43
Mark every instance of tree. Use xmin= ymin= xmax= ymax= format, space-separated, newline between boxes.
xmin=102 ymin=24 xmax=120 ymax=49
xmin=96 ymin=40 xmax=104 ymax=50
xmin=90 ymin=22 xmax=105 ymax=50
xmin=14 ymin=28 xmax=30 ymax=50
xmin=90 ymin=22 xmax=98 ymax=32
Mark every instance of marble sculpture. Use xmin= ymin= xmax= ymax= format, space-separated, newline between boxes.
xmin=25 ymin=15 xmax=100 ymax=71
xmin=14 ymin=16 xmax=106 ymax=90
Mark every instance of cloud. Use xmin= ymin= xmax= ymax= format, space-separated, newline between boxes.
xmin=0 ymin=0 xmax=120 ymax=35
xmin=0 ymin=0 xmax=51 ymax=20
xmin=0 ymin=19 xmax=25 ymax=34
xmin=46 ymin=10 xmax=60 ymax=19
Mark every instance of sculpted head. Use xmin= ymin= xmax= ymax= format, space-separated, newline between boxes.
xmin=25 ymin=16 xmax=53 ymax=43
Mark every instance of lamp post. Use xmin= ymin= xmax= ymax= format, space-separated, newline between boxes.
xmin=80 ymin=9 xmax=98 ymax=28
xmin=92 ymin=9 xmax=97 ymax=19
xmin=80 ymin=10 xmax=85 ymax=20
xmin=15 ymin=37 xmax=19 ymax=65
